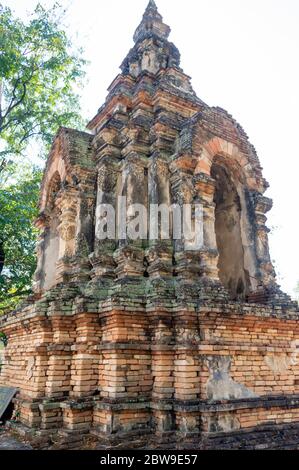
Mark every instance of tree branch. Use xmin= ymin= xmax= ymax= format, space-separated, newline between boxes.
xmin=1 ymin=66 xmax=38 ymax=131
xmin=2 ymin=81 xmax=27 ymax=122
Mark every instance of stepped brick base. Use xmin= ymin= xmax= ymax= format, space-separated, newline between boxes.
xmin=1 ymin=294 xmax=299 ymax=449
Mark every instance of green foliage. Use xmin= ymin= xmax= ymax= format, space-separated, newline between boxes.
xmin=0 ymin=331 xmax=7 ymax=346
xmin=0 ymin=2 xmax=86 ymax=168
xmin=0 ymin=164 xmax=42 ymax=313
xmin=0 ymin=3 xmax=87 ymax=313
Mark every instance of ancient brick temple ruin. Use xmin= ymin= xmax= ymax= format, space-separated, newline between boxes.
xmin=1 ymin=0 xmax=299 ymax=449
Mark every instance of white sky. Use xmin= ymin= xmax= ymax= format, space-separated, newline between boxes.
xmin=4 ymin=0 xmax=299 ymax=297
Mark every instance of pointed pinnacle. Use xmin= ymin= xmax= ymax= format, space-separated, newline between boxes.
xmin=133 ymin=0 xmax=170 ymax=43
xmin=143 ymin=0 xmax=162 ymax=21
xmin=147 ymin=0 xmax=158 ymax=10
xmin=144 ymin=0 xmax=159 ymax=17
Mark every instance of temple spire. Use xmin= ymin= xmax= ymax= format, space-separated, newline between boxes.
xmin=120 ymin=0 xmax=180 ymax=76
xmin=145 ymin=0 xmax=158 ymax=13
xmin=147 ymin=0 xmax=157 ymax=8
xmin=133 ymin=0 xmax=171 ymax=43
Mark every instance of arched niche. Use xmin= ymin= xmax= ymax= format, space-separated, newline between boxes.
xmin=211 ymin=158 xmax=258 ymax=300
xmin=40 ymin=172 xmax=62 ymax=291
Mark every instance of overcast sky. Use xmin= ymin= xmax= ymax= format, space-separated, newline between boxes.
xmin=4 ymin=0 xmax=299 ymax=297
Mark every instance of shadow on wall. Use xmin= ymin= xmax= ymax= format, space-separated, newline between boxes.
xmin=212 ymin=161 xmax=251 ymax=300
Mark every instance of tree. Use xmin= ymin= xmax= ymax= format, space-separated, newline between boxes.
xmin=0 ymin=2 xmax=86 ymax=172
xmin=0 ymin=3 xmax=87 ymax=313
xmin=0 ymin=164 xmax=41 ymax=313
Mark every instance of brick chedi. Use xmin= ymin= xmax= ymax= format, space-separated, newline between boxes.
xmin=1 ymin=0 xmax=299 ymax=450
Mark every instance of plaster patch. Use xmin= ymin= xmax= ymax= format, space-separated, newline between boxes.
xmin=26 ymin=357 xmax=35 ymax=380
xmin=206 ymin=356 xmax=257 ymax=401
xmin=264 ymin=355 xmax=291 ymax=375
xmin=207 ymin=413 xmax=240 ymax=433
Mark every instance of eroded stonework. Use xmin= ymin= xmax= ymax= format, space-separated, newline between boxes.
xmin=1 ymin=0 xmax=299 ymax=449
